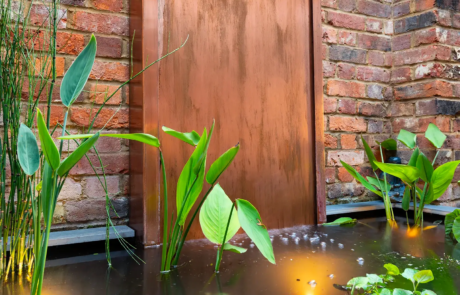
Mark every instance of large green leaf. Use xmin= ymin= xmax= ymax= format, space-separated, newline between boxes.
xmin=17 ymin=124 xmax=40 ymax=176
xmin=408 ymin=148 xmax=420 ymax=167
xmin=401 ymin=268 xmax=419 ymax=284
xmin=398 ymin=129 xmax=417 ymax=149
xmin=236 ymin=199 xmax=275 ymax=264
xmin=426 ymin=161 xmax=460 ymax=203
xmin=366 ymin=274 xmax=383 ymax=284
xmin=414 ymin=270 xmax=434 ymax=284
xmin=445 ymin=209 xmax=460 ymax=236
xmin=384 ymin=263 xmax=400 ymax=276
xmin=378 ymin=138 xmax=397 ymax=151
xmin=375 ymin=162 xmax=420 ymax=183
xmin=380 ymin=289 xmax=392 ymax=295
xmin=453 ymin=217 xmax=460 ymax=242
xmin=347 ymin=277 xmax=369 ymax=289
xmin=60 ymin=35 xmax=97 ymax=107
xmin=41 ymin=162 xmax=56 ymax=225
xmin=57 ymin=133 xmax=100 ymax=176
xmin=199 ymin=184 xmax=240 ymax=244
xmin=416 ymin=153 xmax=434 ymax=183
xmin=340 ymin=161 xmax=382 ymax=197
xmin=59 ymin=133 xmax=159 ymax=147
xmin=223 ymin=243 xmax=247 ymax=254
xmin=362 ymin=136 xmax=378 ymax=171
xmin=162 ymin=126 xmax=200 ymax=146
xmin=425 ymin=123 xmax=446 ymax=149
xmin=206 ymin=144 xmax=240 ymax=185
xmin=37 ymin=109 xmax=60 ymax=170
xmin=402 ymin=187 xmax=411 ymax=211
xmin=367 ymin=176 xmax=390 ymax=192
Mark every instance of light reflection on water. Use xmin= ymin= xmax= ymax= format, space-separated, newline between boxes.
xmin=1 ymin=216 xmax=460 ymax=295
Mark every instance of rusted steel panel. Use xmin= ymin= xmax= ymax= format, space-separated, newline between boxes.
xmin=158 ymin=0 xmax=317 ymax=239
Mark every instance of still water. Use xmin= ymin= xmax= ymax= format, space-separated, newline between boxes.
xmin=2 ymin=216 xmax=460 ymax=295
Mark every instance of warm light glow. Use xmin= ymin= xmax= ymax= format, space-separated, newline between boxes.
xmin=406 ymin=226 xmax=421 ymax=238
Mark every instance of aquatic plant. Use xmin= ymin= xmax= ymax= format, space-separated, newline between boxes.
xmin=198 ymin=184 xmax=276 ymax=272
xmin=445 ymin=209 xmax=460 ymax=243
xmin=346 ymin=263 xmax=436 ymax=295
xmin=323 ymin=217 xmax=357 ymax=226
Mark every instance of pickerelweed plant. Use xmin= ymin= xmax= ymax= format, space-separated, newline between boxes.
xmin=342 ymin=124 xmax=458 ymax=228
xmin=345 ymin=263 xmax=437 ymax=295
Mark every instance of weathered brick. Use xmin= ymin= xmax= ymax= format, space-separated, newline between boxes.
xmin=29 ymin=30 xmax=85 ymax=55
xmin=327 ymin=150 xmax=365 ymax=166
xmin=66 ymin=200 xmax=106 ymax=222
xmin=384 ymin=21 xmax=393 ymax=36
xmin=327 ymin=183 xmax=365 ymax=199
xmin=61 ymin=0 xmax=86 ymax=6
xmin=325 ymin=134 xmax=338 ymax=148
xmin=453 ymin=13 xmax=460 ymax=28
xmin=34 ymin=57 xmax=65 ymax=77
xmin=358 ymin=102 xmax=388 ymax=117
xmin=70 ymin=153 xmax=129 ymax=175
xmin=322 ymin=0 xmax=337 ymax=8
xmin=30 ymin=4 xmax=67 ymax=29
xmin=338 ymin=31 xmax=357 ymax=46
xmin=327 ymin=80 xmax=366 ymax=98
xmin=325 ymin=167 xmax=336 ymax=184
xmin=356 ymin=66 xmax=390 ymax=82
xmin=367 ymin=84 xmax=393 ymax=100
xmin=366 ymin=19 xmax=383 ymax=33
xmin=356 ymin=0 xmax=391 ymax=18
xmin=368 ymin=120 xmax=391 ymax=133
xmin=72 ymin=11 xmax=128 ymax=36
xmin=96 ymin=36 xmax=123 ymax=58
xmin=338 ymin=166 xmax=355 ymax=182
xmin=84 ymin=176 xmax=120 ymax=198
xmin=414 ymin=62 xmax=444 ymax=79
xmin=324 ymin=97 xmax=338 ymax=113
xmin=391 ymin=67 xmax=412 ymax=83
xmin=89 ymin=60 xmax=129 ymax=82
xmin=327 ymin=11 xmax=366 ymax=31
xmin=393 ymin=1 xmax=411 ymax=18
xmin=91 ymin=0 xmax=124 ymax=12
xmin=329 ymin=116 xmax=367 ymax=132
xmin=394 ymin=81 xmax=437 ymax=100
xmin=337 ymin=63 xmax=356 ymax=79
xmin=357 ymin=34 xmax=391 ymax=51
xmin=329 ymin=45 xmax=367 ymax=64
xmin=337 ymin=0 xmax=355 ymax=11
xmin=392 ymin=116 xmax=450 ymax=133
xmin=89 ymin=84 xmax=123 ymax=105
xmin=413 ymin=0 xmax=436 ymax=12
xmin=323 ymin=26 xmax=338 ymax=43
xmin=341 ymin=134 xmax=357 ymax=149
xmin=367 ymin=51 xmax=387 ymax=67
xmin=38 ymin=105 xmax=66 ymax=127
xmin=438 ymin=9 xmax=452 ymax=26
xmin=58 ymin=178 xmax=82 ymax=201
xmin=394 ymin=11 xmax=438 ymax=34
xmin=70 ymin=107 xmax=129 ymax=129
xmin=414 ymin=28 xmax=439 ymax=46
xmin=392 ymin=34 xmax=411 ymax=51
xmin=392 ymin=45 xmax=450 ymax=66
xmin=338 ymin=99 xmax=357 ymax=114
xmin=390 ymin=102 xmax=415 ymax=116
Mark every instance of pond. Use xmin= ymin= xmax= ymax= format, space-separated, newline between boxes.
xmin=2 ymin=216 xmax=460 ymax=294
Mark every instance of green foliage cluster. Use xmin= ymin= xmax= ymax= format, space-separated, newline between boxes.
xmin=445 ymin=209 xmax=460 ymax=243
xmin=346 ymin=263 xmax=436 ymax=295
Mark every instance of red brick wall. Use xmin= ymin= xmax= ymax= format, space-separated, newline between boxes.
xmin=322 ymin=0 xmax=460 ymax=207
xmin=26 ymin=0 xmax=131 ymax=229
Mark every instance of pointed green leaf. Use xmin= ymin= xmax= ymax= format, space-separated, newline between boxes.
xmin=323 ymin=217 xmax=357 ymax=226
xmin=57 ymin=133 xmax=100 ymax=176
xmin=41 ymin=162 xmax=56 ymax=225
xmin=362 ymin=136 xmax=378 ymax=171
xmin=37 ymin=109 xmax=60 ymax=170
xmin=59 ymin=133 xmax=159 ymax=147
xmin=340 ymin=161 xmax=382 ymax=197
xmin=398 ymin=129 xmax=417 ymax=149
xmin=223 ymin=243 xmax=247 ymax=254
xmin=414 ymin=270 xmax=434 ymax=284
xmin=17 ymin=124 xmax=40 ymax=175
xmin=426 ymin=161 xmax=460 ymax=203
xmin=378 ymin=138 xmax=397 ymax=151
xmin=61 ymin=34 xmax=97 ymax=107
xmin=453 ymin=217 xmax=460 ymax=242
xmin=416 ymin=153 xmax=434 ymax=183
xmin=408 ymin=148 xmax=420 ymax=167
xmin=199 ymin=184 xmax=240 ymax=244
xmin=367 ymin=176 xmax=390 ymax=192
xmin=162 ymin=126 xmax=200 ymax=146
xmin=402 ymin=187 xmax=411 ymax=211
xmin=445 ymin=209 xmax=460 ymax=236
xmin=236 ymin=199 xmax=275 ymax=264
xmin=375 ymin=162 xmax=420 ymax=183
xmin=384 ymin=263 xmax=400 ymax=276
xmin=401 ymin=268 xmax=419 ymax=284
xmin=425 ymin=123 xmax=446 ymax=149
xmin=206 ymin=144 xmax=240 ymax=185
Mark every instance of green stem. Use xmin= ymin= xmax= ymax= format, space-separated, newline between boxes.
xmin=160 ymin=150 xmax=168 ymax=272
xmin=215 ymin=203 xmax=234 ymax=273
xmin=379 ymin=145 xmax=394 ymax=221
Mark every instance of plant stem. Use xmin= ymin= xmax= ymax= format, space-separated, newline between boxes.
xmin=379 ymin=145 xmax=394 ymax=221
xmin=215 ymin=203 xmax=234 ymax=273
xmin=160 ymin=150 xmax=168 ymax=272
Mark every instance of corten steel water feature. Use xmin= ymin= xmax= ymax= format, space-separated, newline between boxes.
xmin=129 ymin=0 xmax=325 ymax=245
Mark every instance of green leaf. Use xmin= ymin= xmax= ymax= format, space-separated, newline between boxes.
xmin=425 ymin=123 xmax=446 ymax=149
xmin=384 ymin=263 xmax=400 ymax=276
xmin=401 ymin=268 xmax=419 ymax=284
xmin=366 ymin=274 xmax=383 ymax=284
xmin=375 ymin=162 xmax=420 ymax=184
xmin=421 ymin=290 xmax=437 ymax=295
xmin=347 ymin=277 xmax=369 ymax=289
xmin=236 ymin=199 xmax=275 ymax=264
xmin=393 ymin=289 xmax=413 ymax=295
xmin=340 ymin=161 xmax=382 ymax=197
xmin=408 ymin=148 xmax=420 ymax=167
xmin=402 ymin=187 xmax=411 ymax=211
xmin=17 ymin=124 xmax=40 ymax=176
xmin=367 ymin=176 xmax=390 ymax=192
xmin=41 ymin=162 xmax=56 ymax=226
xmin=59 ymin=133 xmax=159 ymax=147
xmin=162 ymin=126 xmax=200 ymax=146
xmin=199 ymin=184 xmax=240 ymax=244
xmin=380 ymin=289 xmax=392 ymax=295
xmin=223 ymin=243 xmax=247 ymax=254
xmin=398 ymin=129 xmax=417 ymax=149
xmin=378 ymin=138 xmax=397 ymax=150
xmin=206 ymin=143 xmax=240 ymax=185
xmin=453 ymin=217 xmax=460 ymax=242
xmin=416 ymin=153 xmax=434 ymax=183
xmin=323 ymin=217 xmax=357 ymax=226
xmin=37 ymin=109 xmax=60 ymax=170
xmin=60 ymin=34 xmax=97 ymax=107
xmin=414 ymin=270 xmax=434 ymax=284
xmin=362 ymin=136 xmax=378 ymax=171
xmin=426 ymin=161 xmax=460 ymax=204
xmin=57 ymin=133 xmax=100 ymax=176
xmin=445 ymin=209 xmax=460 ymax=236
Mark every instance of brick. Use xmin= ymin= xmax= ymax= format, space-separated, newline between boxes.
xmin=322 ymin=44 xmax=328 ymax=60
xmin=29 ymin=30 xmax=85 ymax=55
xmin=338 ymin=167 xmax=355 ymax=182
xmin=327 ymin=11 xmax=366 ymax=31
xmin=367 ymin=51 xmax=385 ymax=66
xmin=323 ymin=26 xmax=337 ymax=44
xmin=38 ymin=105 xmax=66 ymax=127
xmin=414 ymin=28 xmax=438 ymax=46
xmin=72 ymin=11 xmax=128 ymax=36
xmin=392 ymin=34 xmax=411 ymax=51
xmin=393 ymin=1 xmax=410 ymax=18
xmin=357 ymin=0 xmax=391 ymax=18
xmin=329 ymin=116 xmax=367 ymax=132
xmin=323 ymin=61 xmax=336 ymax=77
xmin=338 ymin=31 xmax=357 ymax=46
xmin=446 ymin=29 xmax=460 ymax=46
xmin=392 ymin=118 xmax=419 ymax=132
xmin=327 ymin=150 xmax=365 ymax=166
xmin=392 ymin=45 xmax=450 ymax=66
xmin=91 ymin=0 xmax=124 ymax=12
xmin=65 ymin=199 xmax=106 ymax=222
xmin=413 ymin=0 xmax=436 ymax=12
xmin=325 ymin=167 xmax=336 ymax=184
xmin=70 ymin=153 xmax=129 ymax=175
xmin=338 ymin=99 xmax=356 ymax=114
xmin=453 ymin=119 xmax=460 ymax=131
xmin=329 ymin=45 xmax=367 ymax=64
xmin=70 ymin=107 xmax=129 ymax=129
xmin=394 ymin=81 xmax=437 ymax=100
xmin=438 ymin=9 xmax=452 ymax=26
xmin=392 ymin=117 xmax=450 ymax=133
xmin=327 ymin=183 xmax=365 ymax=199
xmin=394 ymin=11 xmax=438 ymax=34
xmin=84 ymin=176 xmax=120 ymax=198
xmin=414 ymin=63 xmax=444 ymax=79
xmin=367 ymin=84 xmax=393 ymax=100
xmin=30 ymin=4 xmax=67 ymax=29
xmin=89 ymin=84 xmax=123 ymax=105
xmin=96 ymin=36 xmax=123 ymax=58
xmin=356 ymin=66 xmax=390 ymax=82
xmin=434 ymin=99 xmax=460 ymax=115
xmin=322 ymin=0 xmax=337 ymax=8
xmin=437 ymin=0 xmax=460 ymax=10
xmin=58 ymin=178 xmax=82 ymax=201
xmin=357 ymin=34 xmax=391 ymax=52
xmin=324 ymin=97 xmax=338 ymax=113
xmin=391 ymin=67 xmax=412 ymax=83
xmin=416 ymin=99 xmax=439 ymax=116
xmin=453 ymin=13 xmax=460 ymax=28
xmin=327 ymin=80 xmax=366 ymax=98
xmin=34 ymin=57 xmax=65 ymax=77
xmin=337 ymin=63 xmax=356 ymax=79
xmin=95 ymin=133 xmax=123 ymax=152
xmin=384 ymin=21 xmax=393 ymax=36
xmin=390 ymin=102 xmax=415 ymax=116
xmin=61 ymin=0 xmax=86 ymax=6
xmin=325 ymin=134 xmax=338 ymax=148
xmin=358 ymin=102 xmax=388 ymax=117
xmin=89 ymin=60 xmax=129 ymax=82
xmin=445 ymin=134 xmax=460 ymax=149
xmin=366 ymin=19 xmax=383 ymax=33
xmin=337 ymin=0 xmax=355 ymax=11
xmin=341 ymin=134 xmax=357 ymax=149
xmin=368 ymin=120 xmax=390 ymax=133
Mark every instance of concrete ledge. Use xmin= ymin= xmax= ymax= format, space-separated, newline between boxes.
xmin=393 ymin=203 xmax=456 ymax=216
xmin=48 ymin=225 xmax=134 ymax=247
xmin=327 ymin=201 xmax=457 ymax=216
